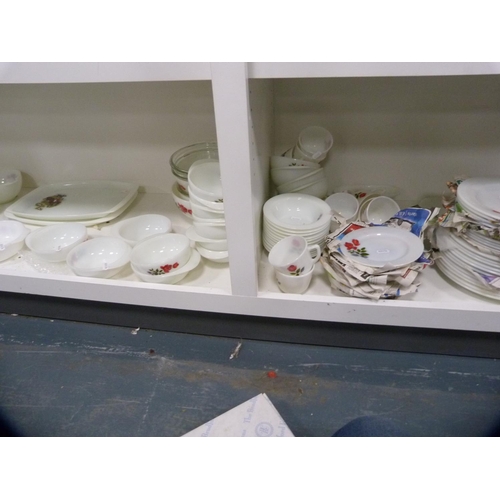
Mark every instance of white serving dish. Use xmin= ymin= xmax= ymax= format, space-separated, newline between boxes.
xmin=131 ymin=248 xmax=201 ymax=284
xmin=0 ymin=220 xmax=30 ymax=262
xmin=25 ymin=222 xmax=88 ymax=262
xmin=7 ymin=181 xmax=139 ymax=221
xmin=3 ymin=192 xmax=138 ymax=227
xmin=113 ymin=214 xmax=172 ymax=247
xmin=66 ymin=236 xmax=132 ymax=278
xmin=0 ymin=169 xmax=23 ymax=204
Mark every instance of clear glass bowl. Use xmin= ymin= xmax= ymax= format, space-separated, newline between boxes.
xmin=169 ymin=142 xmax=218 ymax=179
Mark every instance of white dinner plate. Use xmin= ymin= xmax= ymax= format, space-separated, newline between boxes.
xmin=339 ymin=226 xmax=424 ymax=268
xmin=7 ymin=181 xmax=139 ymax=221
xmin=456 ymin=178 xmax=500 ymax=220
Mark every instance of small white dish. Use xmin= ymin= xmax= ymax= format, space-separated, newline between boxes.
xmin=0 ymin=169 xmax=23 ymax=204
xmin=0 ymin=220 xmax=30 ymax=262
xmin=25 ymin=222 xmax=88 ymax=262
xmin=195 ymin=243 xmax=229 ymax=263
xmin=66 ymin=236 xmax=132 ymax=278
xmin=114 ymin=214 xmax=172 ymax=247
xmin=340 ymin=226 xmax=424 ymax=268
xmin=130 ymin=233 xmax=191 ymax=275
xmin=131 ymin=248 xmax=201 ymax=283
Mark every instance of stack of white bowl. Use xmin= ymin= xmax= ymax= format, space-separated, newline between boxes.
xmin=185 ymin=159 xmax=229 ymax=263
xmin=262 ymin=193 xmax=332 ymax=252
xmin=169 ymin=142 xmax=218 ymax=219
xmin=270 ymin=126 xmax=334 ymax=199
xmin=270 ymin=156 xmax=328 ymax=199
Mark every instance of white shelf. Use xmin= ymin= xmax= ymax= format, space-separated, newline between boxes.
xmin=1 ymin=62 xmax=500 ymax=337
xmin=0 ymin=62 xmax=212 ymax=83
xmin=248 ymin=62 xmax=500 ymax=79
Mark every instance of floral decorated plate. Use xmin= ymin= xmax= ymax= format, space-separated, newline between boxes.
xmin=4 ymin=192 xmax=137 ymax=226
xmin=7 ymin=181 xmax=139 ymax=221
xmin=339 ymin=226 xmax=424 ymax=268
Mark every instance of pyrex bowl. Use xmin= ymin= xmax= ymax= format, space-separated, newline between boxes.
xmin=170 ymin=142 xmax=218 ymax=179
xmin=25 ymin=222 xmax=88 ymax=262
xmin=66 ymin=237 xmax=132 ymax=278
xmin=115 ymin=214 xmax=172 ymax=247
xmin=131 ymin=233 xmax=191 ymax=276
xmin=0 ymin=169 xmax=23 ymax=204
xmin=0 ymin=220 xmax=30 ymax=262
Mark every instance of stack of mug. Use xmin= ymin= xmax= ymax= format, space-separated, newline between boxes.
xmin=268 ymin=235 xmax=321 ymax=294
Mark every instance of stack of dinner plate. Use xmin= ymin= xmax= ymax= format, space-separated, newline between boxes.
xmin=262 ymin=193 xmax=331 ymax=252
xmin=434 ymin=225 xmax=500 ymax=300
xmin=4 ymin=181 xmax=139 ymax=226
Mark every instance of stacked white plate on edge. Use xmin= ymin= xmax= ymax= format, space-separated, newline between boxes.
xmin=262 ymin=193 xmax=331 ymax=252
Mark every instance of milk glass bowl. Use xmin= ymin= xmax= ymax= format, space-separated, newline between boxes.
xmin=25 ymin=222 xmax=88 ymax=262
xmin=66 ymin=237 xmax=132 ymax=278
xmin=0 ymin=220 xmax=29 ymax=262
xmin=115 ymin=214 xmax=172 ymax=247
xmin=0 ymin=169 xmax=23 ymax=204
xmin=296 ymin=126 xmax=333 ymax=161
xmin=131 ymin=233 xmax=191 ymax=276
xmin=188 ymin=160 xmax=223 ymax=203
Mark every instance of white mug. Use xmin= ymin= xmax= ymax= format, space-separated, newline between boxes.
xmin=268 ymin=235 xmax=321 ymax=276
xmin=275 ymin=267 xmax=314 ymax=294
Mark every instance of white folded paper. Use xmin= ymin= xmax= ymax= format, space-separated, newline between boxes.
xmin=182 ymin=393 xmax=294 ymax=437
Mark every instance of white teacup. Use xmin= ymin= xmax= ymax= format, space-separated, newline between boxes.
xmin=268 ymin=235 xmax=320 ymax=276
xmin=275 ymin=266 xmax=314 ymax=294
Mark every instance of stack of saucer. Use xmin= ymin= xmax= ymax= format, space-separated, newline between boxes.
xmin=262 ymin=193 xmax=331 ymax=252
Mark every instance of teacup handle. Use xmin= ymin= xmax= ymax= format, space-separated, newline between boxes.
xmin=308 ymin=244 xmax=321 ymax=264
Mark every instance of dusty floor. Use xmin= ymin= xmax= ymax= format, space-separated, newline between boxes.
xmin=1 ymin=313 xmax=499 ymax=436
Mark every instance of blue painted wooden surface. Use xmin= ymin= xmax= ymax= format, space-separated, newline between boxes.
xmin=0 ymin=313 xmax=499 ymax=436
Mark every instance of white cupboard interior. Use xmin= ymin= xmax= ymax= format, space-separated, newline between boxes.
xmin=1 ymin=63 xmax=500 ymax=341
